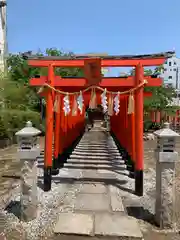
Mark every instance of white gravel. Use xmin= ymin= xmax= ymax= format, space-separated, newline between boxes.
xmin=115 ymin=166 xmax=156 ymax=215
xmin=0 ymin=164 xmax=84 ymax=240
xmin=0 ymin=130 xmax=163 ymax=239
xmin=0 ymin=168 xmax=158 ymax=239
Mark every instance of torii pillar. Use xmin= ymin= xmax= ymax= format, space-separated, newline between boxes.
xmin=135 ymin=63 xmax=144 ymax=196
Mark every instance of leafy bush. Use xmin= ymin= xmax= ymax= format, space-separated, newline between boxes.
xmin=144 ymin=120 xmax=153 ymax=132
xmin=0 ymin=109 xmax=41 ymax=140
xmin=143 ymin=119 xmax=163 ymax=132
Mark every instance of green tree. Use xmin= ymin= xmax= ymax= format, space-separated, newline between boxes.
xmin=0 ymin=48 xmax=84 ymax=139
xmin=129 ymin=68 xmax=153 ymax=76
xmin=128 ymin=66 xmax=178 ymax=114
xmin=143 ymin=65 xmax=177 ymax=114
xmin=45 ymin=48 xmax=83 ymax=77
xmin=154 ymin=64 xmax=164 ymax=76
xmin=6 ymin=48 xmax=84 ymax=111
xmin=144 ymin=85 xmax=177 ymax=113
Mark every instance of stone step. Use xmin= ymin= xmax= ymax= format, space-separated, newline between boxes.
xmin=75 ymin=146 xmax=119 ymax=150
xmin=81 ymin=138 xmax=114 ymax=144
xmin=70 ymin=154 xmax=122 ymax=160
xmin=79 ymin=140 xmax=114 ymax=143
xmin=64 ymin=163 xmax=127 ymax=171
xmin=78 ymin=144 xmax=116 ymax=148
xmin=54 ymin=212 xmax=143 ymax=239
xmin=80 ymin=141 xmax=115 ymax=143
xmin=79 ymin=145 xmax=116 ymax=147
xmin=81 ymin=139 xmax=109 ymax=141
xmin=80 ymin=140 xmax=113 ymax=142
xmin=73 ymin=149 xmax=119 ymax=153
xmin=75 ymin=146 xmax=118 ymax=150
xmin=66 ymin=159 xmax=126 ymax=165
xmin=72 ymin=151 xmax=120 ymax=156
xmin=80 ymin=141 xmax=108 ymax=143
xmin=80 ymin=140 xmax=114 ymax=143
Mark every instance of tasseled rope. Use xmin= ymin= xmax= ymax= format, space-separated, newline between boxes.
xmin=53 ymin=94 xmax=60 ymax=113
xmin=63 ymin=93 xmax=70 ymax=116
xmin=37 ymin=86 xmax=44 ymax=94
xmin=77 ymin=91 xmax=84 ymax=115
xmin=108 ymin=93 xmax=114 ymax=116
xmin=89 ymin=88 xmax=97 ymax=109
xmin=72 ymin=94 xmax=78 ymax=116
xmin=127 ymin=92 xmax=135 ymax=114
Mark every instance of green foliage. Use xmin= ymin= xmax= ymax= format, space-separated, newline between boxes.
xmin=129 ymin=64 xmax=179 ymax=133
xmin=0 ymin=48 xmax=84 ymax=141
xmin=144 ymin=120 xmax=163 ymax=132
xmin=0 ymin=109 xmax=41 ymax=139
xmin=154 ymin=65 xmax=164 ymax=75
xmin=7 ymin=53 xmax=39 ymax=84
xmin=129 ymin=65 xmax=178 ymax=114
xmin=144 ymin=85 xmax=177 ymax=112
xmin=6 ymin=48 xmax=84 ymax=111
xmin=46 ymin=48 xmax=84 ymax=77
xmin=129 ymin=68 xmax=153 ymax=76
xmin=0 ymin=74 xmax=39 ymax=111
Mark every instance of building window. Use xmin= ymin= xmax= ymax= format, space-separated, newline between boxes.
xmin=174 ymin=68 xmax=176 ymax=71
xmin=170 ymin=69 xmax=172 ymax=71
xmin=169 ymin=61 xmax=172 ymax=66
xmin=174 ymin=61 xmax=176 ymax=65
xmin=168 ymin=76 xmax=172 ymax=79
xmin=164 ymin=68 xmax=167 ymax=71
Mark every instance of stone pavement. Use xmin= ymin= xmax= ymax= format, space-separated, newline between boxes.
xmin=54 ymin=123 xmax=143 ymax=239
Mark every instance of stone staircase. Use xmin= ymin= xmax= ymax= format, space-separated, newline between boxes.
xmin=54 ymin=123 xmax=143 ymax=239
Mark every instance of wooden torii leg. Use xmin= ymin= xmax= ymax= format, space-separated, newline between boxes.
xmin=151 ymin=111 xmax=156 ymax=122
xmin=53 ymin=95 xmax=61 ymax=174
xmin=44 ymin=64 xmax=54 ymax=191
xmin=135 ymin=63 xmax=144 ymax=196
xmin=63 ymin=113 xmax=68 ymax=162
xmin=131 ymin=113 xmax=135 ymax=177
xmin=59 ymin=107 xmax=65 ymax=166
xmin=128 ymin=112 xmax=135 ymax=178
xmin=58 ymin=96 xmax=65 ymax=167
xmin=156 ymin=111 xmax=161 ymax=123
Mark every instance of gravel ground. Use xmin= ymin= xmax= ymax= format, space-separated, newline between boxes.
xmin=0 ymin=166 xmax=85 ymax=240
xmin=136 ymin=139 xmax=180 ymax=240
xmin=0 ymin=136 xmax=180 ymax=239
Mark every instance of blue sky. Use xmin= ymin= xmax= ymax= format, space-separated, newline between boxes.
xmin=7 ymin=0 xmax=180 ymax=75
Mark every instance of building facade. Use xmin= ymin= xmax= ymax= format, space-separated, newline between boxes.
xmin=160 ymin=53 xmax=180 ymax=89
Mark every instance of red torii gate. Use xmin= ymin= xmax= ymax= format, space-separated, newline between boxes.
xmin=27 ymin=51 xmax=173 ymax=196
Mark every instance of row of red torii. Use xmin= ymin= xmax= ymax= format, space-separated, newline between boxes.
xmin=27 ymin=51 xmax=174 ymax=196
xmin=150 ymin=110 xmax=180 ymax=124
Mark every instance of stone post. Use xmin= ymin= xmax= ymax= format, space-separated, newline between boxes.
xmin=103 ymin=112 xmax=110 ymax=131
xmin=106 ymin=114 xmax=110 ymax=132
xmin=15 ymin=121 xmax=41 ymax=222
xmin=154 ymin=122 xmax=179 ymax=229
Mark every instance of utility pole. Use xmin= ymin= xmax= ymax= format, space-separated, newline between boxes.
xmin=0 ymin=0 xmax=7 ymax=73
xmin=176 ymin=66 xmax=179 ymax=90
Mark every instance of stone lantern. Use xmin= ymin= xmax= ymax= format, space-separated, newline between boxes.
xmin=15 ymin=121 xmax=41 ymax=222
xmin=154 ymin=122 xmax=179 ymax=229
xmin=16 ymin=121 xmax=41 ymax=159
